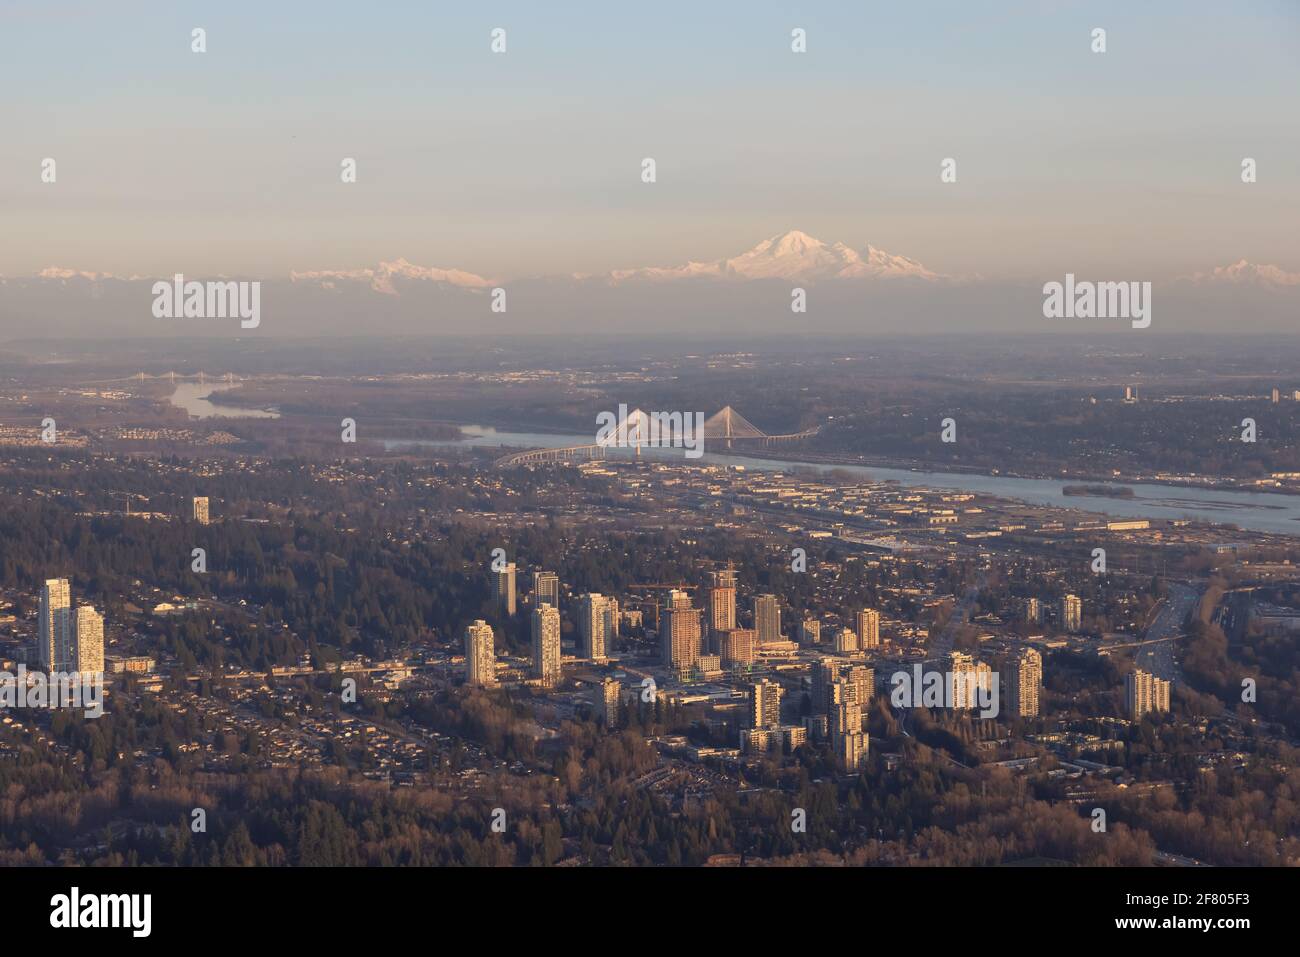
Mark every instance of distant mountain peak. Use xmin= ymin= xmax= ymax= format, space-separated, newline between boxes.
xmin=607 ymin=230 xmax=939 ymax=283
xmin=769 ymin=229 xmax=821 ymax=254
xmin=1189 ymin=259 xmax=1300 ymax=287
xmin=290 ymin=258 xmax=494 ymax=295
xmin=37 ymin=266 xmax=117 ymax=281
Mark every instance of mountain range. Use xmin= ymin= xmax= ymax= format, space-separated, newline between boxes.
xmin=1 ymin=230 xmax=1296 ymax=339
xmin=599 ymin=230 xmax=939 ymax=283
xmin=7 ymin=230 xmax=1295 ymax=290
xmin=273 ymin=230 xmax=942 ymax=289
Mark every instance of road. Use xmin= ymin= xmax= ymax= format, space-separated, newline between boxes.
xmin=927 ymin=577 xmax=987 ymax=661
xmin=1137 ymin=583 xmax=1199 ymax=684
xmin=898 ymin=575 xmax=986 ymax=738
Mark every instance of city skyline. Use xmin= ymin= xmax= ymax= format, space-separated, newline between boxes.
xmin=0 ymin=379 xmax=1293 ymax=878
xmin=0 ymin=0 xmax=1295 ymax=909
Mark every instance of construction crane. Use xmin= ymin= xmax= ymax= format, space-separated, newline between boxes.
xmin=626 ymin=584 xmax=698 ymax=626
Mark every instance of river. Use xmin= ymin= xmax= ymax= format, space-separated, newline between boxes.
xmin=384 ymin=425 xmax=1300 ymax=537
xmin=169 ymin=383 xmax=280 ymax=419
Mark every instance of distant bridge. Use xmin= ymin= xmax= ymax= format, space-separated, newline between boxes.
xmin=82 ymin=371 xmax=243 ymax=387
xmin=495 ymin=406 xmax=819 ymax=467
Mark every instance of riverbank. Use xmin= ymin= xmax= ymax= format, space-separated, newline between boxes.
xmin=713 ymin=444 xmax=1300 ymax=499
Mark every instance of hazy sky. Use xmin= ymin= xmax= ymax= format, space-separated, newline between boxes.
xmin=1 ymin=0 xmax=1297 ymax=280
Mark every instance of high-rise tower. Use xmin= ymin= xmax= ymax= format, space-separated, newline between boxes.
xmin=73 ymin=605 xmax=104 ymax=675
xmin=39 ymin=578 xmax=72 ymax=671
xmin=754 ymin=594 xmax=781 ymax=645
xmin=496 ymin=563 xmax=517 ymax=616
xmin=855 ymin=608 xmax=881 ymax=649
xmin=1007 ymin=647 xmax=1042 ymax=717
xmin=531 ymin=604 xmax=561 ymax=688
xmin=532 ymin=570 xmax=560 ymax=611
xmin=661 ymin=590 xmax=702 ymax=675
xmin=464 ymin=619 xmax=496 ymax=687
xmin=578 ymin=593 xmax=617 ymax=661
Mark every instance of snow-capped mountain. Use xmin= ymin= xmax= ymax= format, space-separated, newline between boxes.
xmin=605 ymin=230 xmax=938 ymax=283
xmin=0 ymin=266 xmax=150 ymax=287
xmin=1189 ymin=259 xmax=1300 ymax=287
xmin=36 ymin=267 xmax=120 ymax=282
xmin=281 ymin=233 xmax=936 ymax=291
xmin=290 ymin=257 xmax=494 ymax=295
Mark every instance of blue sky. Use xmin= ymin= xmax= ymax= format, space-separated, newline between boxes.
xmin=1 ymin=0 xmax=1296 ymax=279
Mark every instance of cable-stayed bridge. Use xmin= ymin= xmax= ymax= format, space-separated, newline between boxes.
xmin=80 ymin=371 xmax=242 ymax=387
xmin=495 ymin=406 xmax=818 ymax=466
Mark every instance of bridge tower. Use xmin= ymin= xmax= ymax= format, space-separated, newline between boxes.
xmin=702 ymin=406 xmax=765 ymax=449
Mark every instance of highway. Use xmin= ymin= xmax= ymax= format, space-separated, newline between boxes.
xmin=1137 ymin=583 xmax=1200 ymax=684
xmin=927 ymin=577 xmax=987 ymax=661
